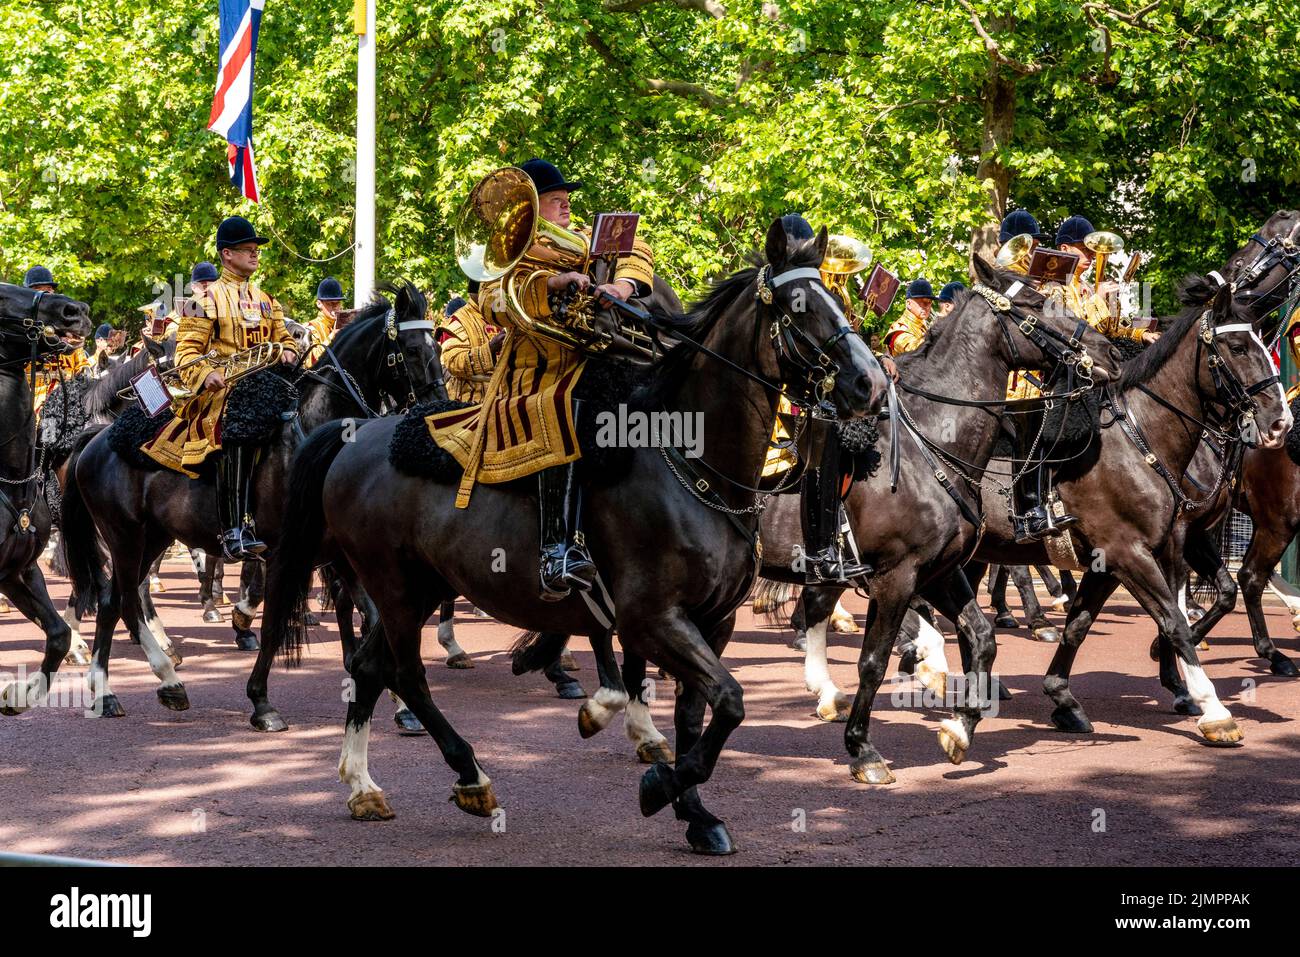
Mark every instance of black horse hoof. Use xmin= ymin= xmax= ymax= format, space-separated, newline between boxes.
xmin=156 ymin=684 xmax=190 ymax=712
xmin=995 ymin=679 xmax=1012 ymax=701
xmin=896 ymin=646 xmax=917 ymax=676
xmin=304 ymin=612 xmax=321 ymax=627
xmin=1269 ymin=651 xmax=1300 ymax=677
xmin=1172 ymin=695 xmax=1203 ymax=717
xmin=994 ymin=614 xmax=1018 ymax=629
xmin=250 ymin=708 xmax=288 ymax=732
xmin=96 ymin=694 xmax=126 ymax=718
xmin=1050 ymin=705 xmax=1092 ymax=733
xmin=686 ymin=820 xmax=736 ymax=856
xmin=202 ymin=609 xmax=223 ymax=624
xmin=554 ymin=679 xmax=586 ymax=700
xmin=789 ymin=634 xmax=807 ymax=652
xmin=234 ymin=630 xmax=260 ymax=652
xmin=393 ymin=708 xmax=424 ymax=735
xmin=639 ymin=762 xmax=676 ymax=818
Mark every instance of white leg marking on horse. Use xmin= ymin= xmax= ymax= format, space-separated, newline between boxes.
xmin=913 ymin=615 xmax=951 ymax=686
xmin=435 ymin=619 xmax=466 ymax=658
xmin=1179 ymin=659 xmax=1232 ymax=725
xmin=623 ymin=696 xmax=667 ymax=749
xmin=137 ymin=617 xmax=182 ymax=689
xmin=804 ymin=619 xmax=834 ymax=695
xmin=830 ymin=599 xmax=856 ymax=632
xmin=234 ymin=599 xmax=255 ymax=618
xmin=1267 ymin=573 xmax=1300 ymax=610
xmin=582 ymin=686 xmax=629 ymax=733
xmin=339 ymin=720 xmax=383 ymax=802
xmin=1177 ymin=588 xmax=1192 ymax=627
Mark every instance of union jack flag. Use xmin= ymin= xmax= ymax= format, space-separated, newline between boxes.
xmin=207 ymin=0 xmax=265 ymax=203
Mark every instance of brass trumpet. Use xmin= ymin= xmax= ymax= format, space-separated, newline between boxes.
xmin=1084 ymin=230 xmax=1125 ymax=287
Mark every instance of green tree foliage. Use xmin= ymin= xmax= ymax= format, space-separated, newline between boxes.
xmin=2 ymin=0 xmax=1297 ymax=334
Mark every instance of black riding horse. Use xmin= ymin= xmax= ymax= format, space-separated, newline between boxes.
xmin=59 ymin=283 xmax=443 ymax=718
xmin=257 ymin=217 xmax=887 ymax=854
xmin=0 ymin=283 xmax=91 ymax=714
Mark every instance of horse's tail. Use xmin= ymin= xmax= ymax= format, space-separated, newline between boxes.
xmin=61 ymin=427 xmax=108 ymax=619
xmin=262 ymin=420 xmax=349 ymax=667
xmin=510 ymin=630 xmax=569 ymax=675
xmin=752 ymin=577 xmax=800 ymax=625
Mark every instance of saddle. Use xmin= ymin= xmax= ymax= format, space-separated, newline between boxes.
xmin=111 ymin=366 xmax=298 ymax=473
xmin=391 ymin=358 xmax=655 ymax=486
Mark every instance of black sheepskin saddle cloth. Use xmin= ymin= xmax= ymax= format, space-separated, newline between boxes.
xmin=1286 ymin=397 xmax=1300 ymax=467
xmin=106 ymin=366 xmax=297 ymax=472
xmin=837 ymin=417 xmax=882 ymax=482
xmin=221 ymin=365 xmax=298 ymax=447
xmin=38 ymin=374 xmax=91 ymax=461
xmin=389 ymin=359 xmax=656 ymax=486
xmin=992 ymin=389 xmax=1101 ymax=462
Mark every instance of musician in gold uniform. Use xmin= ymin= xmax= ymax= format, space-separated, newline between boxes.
xmin=142 ymin=216 xmax=298 ymax=560
xmin=428 ymin=160 xmax=654 ymax=599
xmin=304 ymin=277 xmax=346 ymax=366
xmin=884 ymin=279 xmax=934 ymax=355
xmin=1047 ymin=215 xmax=1159 ymax=346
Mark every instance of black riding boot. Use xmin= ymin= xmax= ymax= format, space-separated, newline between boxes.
xmin=218 ymin=446 xmax=266 ymax=561
xmin=538 ymin=463 xmax=596 ymax=601
xmin=801 ymin=441 xmax=870 ymax=584
xmin=1014 ymin=463 xmax=1078 ymax=543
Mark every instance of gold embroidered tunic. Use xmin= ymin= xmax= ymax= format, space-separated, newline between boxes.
xmin=439 ymin=298 xmax=502 ymax=404
xmin=141 ymin=266 xmax=295 ymax=475
xmin=884 ymin=308 xmax=929 ymax=356
xmin=427 ymin=232 xmax=654 ymax=508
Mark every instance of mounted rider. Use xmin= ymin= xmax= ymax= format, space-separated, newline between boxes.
xmin=304 ymin=276 xmax=347 ymax=366
xmin=22 ymin=266 xmax=90 ymax=412
xmin=427 ymin=159 xmax=654 ymax=600
xmin=884 ymin=279 xmax=934 ymax=355
xmin=140 ymin=215 xmax=299 ymax=560
xmin=936 ymin=281 xmax=966 ymax=319
xmin=1047 ymin=215 xmax=1159 ymax=347
xmin=439 ymin=281 xmax=504 ymax=404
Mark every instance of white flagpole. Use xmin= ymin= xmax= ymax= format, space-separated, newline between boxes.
xmin=354 ymin=0 xmax=376 ymax=307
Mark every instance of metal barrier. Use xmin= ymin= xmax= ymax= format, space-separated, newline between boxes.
xmin=0 ymin=850 xmax=120 ymax=867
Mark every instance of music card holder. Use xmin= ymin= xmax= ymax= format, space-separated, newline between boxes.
xmin=131 ymin=365 xmax=173 ymax=418
xmin=1028 ymin=248 xmax=1082 ymax=285
xmin=1122 ymin=251 xmax=1143 ymax=283
xmin=589 ymin=213 xmax=640 ymax=256
xmin=860 ymin=264 xmax=901 ymax=318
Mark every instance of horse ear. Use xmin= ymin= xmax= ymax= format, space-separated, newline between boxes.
xmin=813 ymin=226 xmax=829 ymax=262
xmin=972 ymin=254 xmax=996 ymax=288
xmin=765 ymin=218 xmax=788 ymax=269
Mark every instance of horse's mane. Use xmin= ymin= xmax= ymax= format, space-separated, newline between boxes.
xmin=326 ymin=280 xmax=425 ymax=356
xmin=81 ymin=344 xmax=162 ymax=419
xmin=1117 ymin=280 xmax=1211 ymax=391
xmin=643 ymin=235 xmax=823 ymax=401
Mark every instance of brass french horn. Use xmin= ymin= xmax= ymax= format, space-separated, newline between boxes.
xmin=452 ymin=167 xmax=659 ymax=360
xmin=994 ymin=232 xmax=1036 ymax=271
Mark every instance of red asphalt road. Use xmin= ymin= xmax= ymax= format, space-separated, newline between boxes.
xmin=2 ymin=557 xmax=1298 ymax=866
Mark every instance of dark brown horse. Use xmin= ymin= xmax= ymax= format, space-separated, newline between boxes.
xmin=257 ymin=218 xmax=887 ymax=854
xmin=0 ymin=283 xmax=92 ymax=713
xmin=58 ymin=284 xmax=443 ymax=718
xmin=757 ymin=255 xmax=1122 ymax=781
